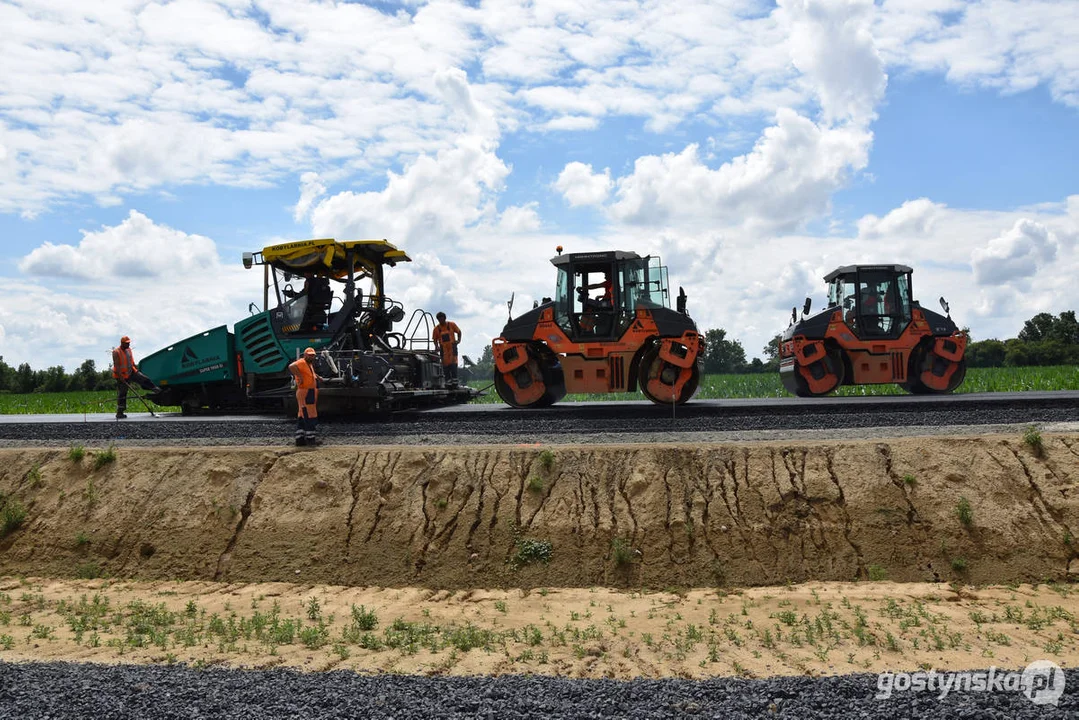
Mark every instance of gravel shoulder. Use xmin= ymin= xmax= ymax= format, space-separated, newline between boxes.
xmin=0 ymin=660 xmax=1074 ymax=719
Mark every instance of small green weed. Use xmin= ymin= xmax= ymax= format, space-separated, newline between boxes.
xmin=25 ymin=464 xmax=43 ymax=489
xmin=867 ymin=564 xmax=888 ymax=581
xmin=902 ymin=473 xmax=917 ymax=488
xmin=75 ymin=562 xmax=103 ymax=579
xmin=527 ymin=476 xmax=545 ymax=493
xmin=537 ymin=449 xmax=555 ymax=472
xmin=92 ymin=445 xmax=117 ymax=470
xmin=83 ymin=479 xmax=99 ymax=507
xmin=0 ymin=494 xmax=27 ymax=536
xmin=68 ymin=445 xmax=85 ymax=462
xmin=30 ymin=624 xmax=55 ymax=640
xmin=511 ymin=537 xmax=553 ymax=569
xmin=951 ymin=557 xmax=968 ymax=573
xmin=611 ymin=537 xmax=635 ymax=566
xmin=348 ymin=604 xmax=378 ymax=632
xmin=75 ymin=532 xmax=91 ymax=548
xmin=1023 ymin=426 xmax=1045 ymax=458
xmin=956 ymin=497 xmax=974 ymax=527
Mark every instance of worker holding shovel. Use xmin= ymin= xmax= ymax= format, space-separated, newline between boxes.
xmin=111 ymin=336 xmax=162 ymax=419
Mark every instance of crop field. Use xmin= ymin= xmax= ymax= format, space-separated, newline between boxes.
xmin=1 ymin=366 xmax=1076 ymax=414
xmin=0 ymin=391 xmax=181 ymax=416
xmin=469 ymin=364 xmax=1079 ymax=403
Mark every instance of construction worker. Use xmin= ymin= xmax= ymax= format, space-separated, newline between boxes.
xmin=288 ymin=347 xmax=323 ymax=446
xmin=111 ymin=336 xmax=161 ymax=419
xmin=585 ymin=273 xmax=614 ymax=307
xmin=432 ymin=312 xmax=462 ymax=385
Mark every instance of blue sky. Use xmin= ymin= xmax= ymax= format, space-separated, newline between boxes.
xmin=1 ymin=0 xmax=1077 ymax=371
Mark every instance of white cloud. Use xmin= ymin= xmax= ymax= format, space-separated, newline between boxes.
xmin=497 ymin=203 xmax=541 ymax=233
xmin=780 ymin=0 xmax=887 ymax=124
xmin=876 ymin=0 xmax=1079 ymax=107
xmin=6 ymin=210 xmax=254 ymax=372
xmin=308 ymin=134 xmax=509 ymax=253
xmin=554 ymin=162 xmax=612 ymax=207
xmin=293 ymin=171 xmax=326 ymax=222
xmin=541 ymin=115 xmax=600 ymax=132
xmin=606 ymin=109 xmax=872 ymax=233
xmin=971 ymin=219 xmax=1058 ymax=286
xmin=18 ymin=210 xmax=218 ymax=279
xmin=857 ymin=198 xmax=945 ymax=239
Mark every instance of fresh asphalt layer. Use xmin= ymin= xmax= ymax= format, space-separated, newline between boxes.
xmin=2 ymin=390 xmax=1078 ymax=424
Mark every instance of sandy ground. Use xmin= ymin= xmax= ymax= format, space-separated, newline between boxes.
xmin=2 ymin=434 xmax=1078 ymax=589
xmin=1 ymin=434 xmax=1077 ymax=680
xmin=0 ymin=577 xmax=1075 ymax=679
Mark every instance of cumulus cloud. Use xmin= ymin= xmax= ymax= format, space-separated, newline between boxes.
xmin=781 ymin=0 xmax=887 ymax=124
xmin=971 ymin=219 xmax=1058 ymax=286
xmin=554 ymin=162 xmax=612 ymax=207
xmin=876 ymin=0 xmax=1079 ymax=107
xmin=497 ymin=203 xmax=541 ymax=233
xmin=293 ymin=172 xmax=326 ymax=223
xmin=18 ymin=210 xmax=218 ymax=279
xmin=7 ymin=210 xmax=255 ymax=372
xmin=857 ymin=198 xmax=945 ymax=239
xmin=308 ymin=135 xmax=509 ymax=252
xmin=606 ymin=109 xmax=872 ymax=232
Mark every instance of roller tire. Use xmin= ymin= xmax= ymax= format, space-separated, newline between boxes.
xmin=639 ymin=346 xmax=699 ymax=406
xmin=794 ymin=349 xmax=845 ymax=397
xmin=494 ymin=372 xmax=531 ymax=409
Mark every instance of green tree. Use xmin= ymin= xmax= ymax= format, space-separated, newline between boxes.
xmin=14 ymin=363 xmax=35 ymax=394
xmin=966 ymin=339 xmax=1006 ymax=368
xmin=0 ymin=356 xmax=14 ymax=392
xmin=462 ymin=345 xmax=495 ymax=381
xmin=40 ymin=365 xmax=68 ymax=393
xmin=1018 ymin=312 xmax=1057 ymax=343
xmin=70 ymin=359 xmax=100 ymax=391
xmin=701 ymin=328 xmax=747 ymax=374
xmin=761 ymin=335 xmax=782 ymax=371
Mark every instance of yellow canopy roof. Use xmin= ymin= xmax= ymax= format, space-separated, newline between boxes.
xmin=260 ymin=239 xmax=411 ymax=277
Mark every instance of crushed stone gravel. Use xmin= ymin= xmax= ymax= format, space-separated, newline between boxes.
xmin=0 ymin=661 xmax=1074 ymax=720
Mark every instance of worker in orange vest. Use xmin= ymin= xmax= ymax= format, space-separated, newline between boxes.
xmin=432 ymin=312 xmax=462 ymax=386
xmin=288 ymin=347 xmax=324 ymax=446
xmin=111 ymin=336 xmax=161 ymax=419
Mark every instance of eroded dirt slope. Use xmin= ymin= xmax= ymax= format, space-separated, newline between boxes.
xmin=0 ymin=436 xmax=1077 ymax=588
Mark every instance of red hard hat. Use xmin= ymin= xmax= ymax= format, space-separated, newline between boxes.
xmin=304 ymin=347 xmax=316 ymax=357
xmin=120 ymin=336 xmax=131 ymax=344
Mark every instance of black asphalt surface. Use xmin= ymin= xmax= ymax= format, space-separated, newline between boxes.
xmin=0 ymin=661 xmax=1074 ymax=719
xmin=0 ymin=391 xmax=1077 ymax=444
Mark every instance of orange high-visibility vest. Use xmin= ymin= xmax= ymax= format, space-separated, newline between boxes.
xmin=289 ymin=358 xmax=317 ymax=390
xmin=432 ymin=322 xmax=461 ymax=365
xmin=112 ymin=346 xmax=136 ymax=380
xmin=288 ymin=358 xmax=319 ymax=419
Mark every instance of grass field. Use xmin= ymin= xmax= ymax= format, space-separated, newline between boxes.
xmin=0 ymin=390 xmax=181 ymax=416
xmin=2 ymin=366 xmax=1076 ymax=414
xmin=467 ymin=364 xmax=1079 ymax=403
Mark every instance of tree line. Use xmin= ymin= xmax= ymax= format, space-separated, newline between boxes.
xmin=2 ymin=310 xmax=1075 ymax=393
xmin=965 ymin=311 xmax=1079 ymax=368
xmin=0 ymin=358 xmax=118 ymax=394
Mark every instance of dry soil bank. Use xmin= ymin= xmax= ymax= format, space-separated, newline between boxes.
xmin=0 ymin=435 xmax=1077 ymax=588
